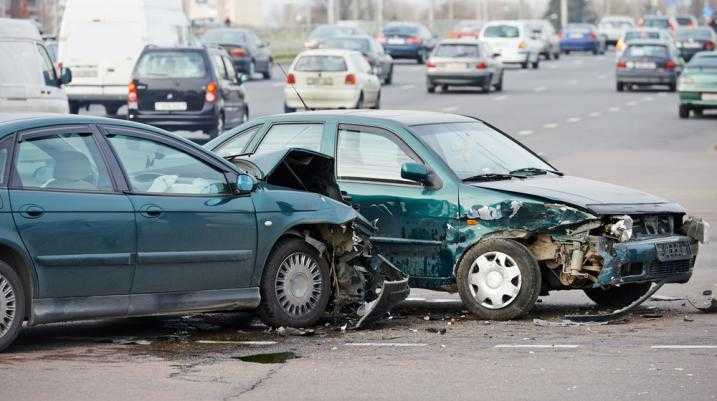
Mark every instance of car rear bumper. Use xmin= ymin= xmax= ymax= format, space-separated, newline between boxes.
xmin=285 ymin=87 xmax=360 ymax=109
xmin=679 ymin=91 xmax=717 ymax=107
xmin=128 ymin=107 xmax=218 ymax=131
xmin=560 ymin=40 xmax=598 ymax=51
xmin=427 ymin=71 xmax=491 ymax=86
xmin=384 ymin=44 xmax=422 ymax=59
xmin=616 ymin=70 xmax=677 ymax=84
xmin=66 ymin=85 xmax=126 ymax=103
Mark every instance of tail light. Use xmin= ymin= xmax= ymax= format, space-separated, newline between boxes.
xmin=127 ymin=81 xmax=138 ymax=109
xmin=664 ymin=60 xmax=677 ymax=70
xmin=230 ymin=47 xmax=247 ymax=58
xmin=704 ymin=41 xmax=715 ymax=50
xmin=205 ymin=81 xmax=218 ymax=103
xmin=476 ymin=61 xmax=487 ymax=69
xmin=589 ymin=32 xmax=597 ymax=40
xmin=518 ymin=41 xmax=527 ymax=49
xmin=286 ymin=73 xmax=296 ymax=84
xmin=345 ymin=73 xmax=357 ymax=85
xmin=616 ymin=59 xmax=627 ymax=69
xmin=448 ymin=31 xmax=459 ymax=38
xmin=406 ymin=36 xmax=422 ymax=45
xmin=426 ymin=59 xmax=436 ymax=68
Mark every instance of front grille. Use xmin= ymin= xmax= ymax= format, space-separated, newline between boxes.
xmin=646 ymin=259 xmax=692 ymax=278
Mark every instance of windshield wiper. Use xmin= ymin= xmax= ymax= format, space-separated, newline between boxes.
xmin=509 ymin=167 xmax=563 ymax=177
xmin=462 ymin=173 xmax=515 ymax=182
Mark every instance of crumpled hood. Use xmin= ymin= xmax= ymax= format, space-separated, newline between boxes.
xmin=471 ymin=175 xmax=685 ymax=215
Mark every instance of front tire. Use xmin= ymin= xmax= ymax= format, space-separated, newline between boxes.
xmin=583 ymin=282 xmax=652 ymax=309
xmin=69 ymin=100 xmax=80 ymax=114
xmin=679 ymin=104 xmax=690 ymax=118
xmin=0 ymin=262 xmax=25 ymax=352
xmin=257 ymin=239 xmax=331 ymax=328
xmin=617 ymin=82 xmax=624 ymax=92
xmin=457 ymin=239 xmax=541 ymax=320
xmin=206 ymin=112 xmax=224 ymax=138
xmin=262 ymin=61 xmax=273 ymax=80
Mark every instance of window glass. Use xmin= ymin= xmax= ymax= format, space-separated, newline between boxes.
xmin=688 ymin=55 xmax=717 ymax=68
xmin=434 ymin=44 xmax=481 ymax=58
xmin=15 ymin=133 xmax=112 ymax=191
xmin=135 ymin=51 xmax=208 ymax=79
xmin=676 ymin=28 xmax=713 ymax=40
xmin=294 ymin=55 xmax=347 ymax=72
xmin=255 ymin=124 xmax=324 ymax=155
xmin=223 ymin=56 xmax=238 ymax=81
xmin=0 ymin=137 xmax=14 ymax=186
xmin=202 ymin=29 xmax=247 ymax=45
xmin=383 ymin=24 xmax=419 ymax=36
xmin=319 ymin=37 xmax=371 ymax=53
xmin=108 ymin=134 xmax=229 ymax=195
xmin=212 ymin=54 xmax=229 ymax=79
xmin=644 ymin=18 xmax=669 ymax=29
xmin=215 ymin=126 xmax=261 ymax=157
xmin=36 ymin=44 xmax=57 ymax=86
xmin=0 ymin=41 xmax=45 ymax=86
xmin=337 ymin=127 xmax=418 ymax=182
xmin=625 ymin=44 xmax=668 ymax=58
xmin=483 ymin=25 xmax=520 ymax=38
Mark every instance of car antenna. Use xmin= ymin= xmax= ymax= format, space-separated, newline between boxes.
xmin=277 ymin=62 xmax=311 ymax=111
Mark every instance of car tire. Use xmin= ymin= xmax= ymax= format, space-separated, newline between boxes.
xmin=441 ymin=84 xmax=449 ymax=93
xmin=356 ymin=92 xmax=365 ymax=109
xmin=372 ymin=90 xmax=381 ymax=109
xmin=456 ymin=239 xmax=541 ymax=321
xmin=521 ymin=61 xmax=528 ymax=69
xmin=284 ymin=103 xmax=297 ymax=113
xmin=679 ymin=104 xmax=690 ymax=118
xmin=482 ymin=75 xmax=492 ymax=93
xmin=668 ymin=83 xmax=677 ymax=92
xmin=593 ymin=48 xmax=599 ymax=55
xmin=494 ymin=72 xmax=503 ymax=92
xmin=564 ymin=50 xmax=570 ymax=55
xmin=384 ymin=66 xmax=393 ymax=85
xmin=583 ymin=282 xmax=652 ymax=309
xmin=616 ymin=82 xmax=624 ymax=92
xmin=242 ymin=106 xmax=249 ymax=123
xmin=416 ymin=50 xmax=426 ymax=65
xmin=105 ymin=104 xmax=121 ymax=116
xmin=544 ymin=52 xmax=551 ymax=60
xmin=248 ymin=61 xmax=256 ymax=80
xmin=554 ymin=52 xmax=560 ymax=60
xmin=694 ymin=108 xmax=703 ymax=117
xmin=206 ymin=112 xmax=224 ymax=138
xmin=257 ymin=238 xmax=332 ymax=328
xmin=427 ymin=84 xmax=435 ymax=93
xmin=262 ymin=62 xmax=272 ymax=80
xmin=531 ymin=59 xmax=539 ymax=69
xmin=0 ymin=261 xmax=25 ymax=352
xmin=69 ymin=100 xmax=80 ymax=114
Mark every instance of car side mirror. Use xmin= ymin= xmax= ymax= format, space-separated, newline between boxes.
xmin=236 ymin=173 xmax=255 ymax=194
xmin=59 ymin=67 xmax=72 ymax=85
xmin=401 ymin=162 xmax=431 ymax=185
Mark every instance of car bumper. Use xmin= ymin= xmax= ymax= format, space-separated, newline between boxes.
xmin=128 ymin=107 xmax=218 ymax=131
xmin=560 ymin=40 xmax=598 ymax=51
xmin=498 ymin=50 xmax=530 ymax=64
xmin=65 ymin=85 xmax=126 ymax=103
xmin=595 ymin=236 xmax=698 ymax=287
xmin=384 ymin=44 xmax=421 ymax=59
xmin=285 ymin=87 xmax=360 ymax=109
xmin=427 ymin=71 xmax=492 ymax=86
xmin=232 ymin=57 xmax=253 ymax=73
xmin=616 ymin=70 xmax=677 ymax=84
xmin=679 ymin=91 xmax=717 ymax=107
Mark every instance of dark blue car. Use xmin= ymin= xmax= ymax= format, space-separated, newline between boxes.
xmin=378 ymin=22 xmax=436 ymax=64
xmin=560 ymin=23 xmax=606 ymax=55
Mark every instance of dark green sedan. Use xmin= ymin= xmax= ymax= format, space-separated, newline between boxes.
xmin=678 ymin=51 xmax=717 ymax=118
xmin=0 ymin=113 xmax=408 ymax=351
xmin=208 ymin=110 xmax=708 ymax=321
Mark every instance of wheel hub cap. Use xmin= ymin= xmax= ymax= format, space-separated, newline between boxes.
xmin=275 ymin=252 xmax=322 ymax=317
xmin=468 ymin=251 xmax=522 ymax=309
xmin=0 ymin=273 xmax=16 ymax=337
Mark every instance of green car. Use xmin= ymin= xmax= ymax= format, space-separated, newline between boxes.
xmin=0 ymin=114 xmax=408 ymax=351
xmin=208 ymin=110 xmax=708 ymax=321
xmin=678 ymin=51 xmax=717 ymax=118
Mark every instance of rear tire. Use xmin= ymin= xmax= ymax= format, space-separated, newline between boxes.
xmin=416 ymin=50 xmax=426 ymax=65
xmin=0 ymin=261 xmax=25 ymax=353
xmin=482 ymin=75 xmax=493 ymax=93
xmin=531 ymin=59 xmax=539 ymax=69
xmin=206 ymin=112 xmax=224 ymax=138
xmin=694 ymin=108 xmax=703 ymax=117
xmin=583 ymin=283 xmax=652 ymax=309
xmin=441 ymin=84 xmax=449 ymax=93
xmin=257 ymin=238 xmax=331 ymax=328
xmin=284 ymin=103 xmax=297 ymax=113
xmin=616 ymin=82 xmax=624 ymax=92
xmin=679 ymin=104 xmax=690 ymax=119
xmin=105 ymin=104 xmax=121 ymax=116
xmin=427 ymin=84 xmax=436 ymax=93
xmin=356 ymin=92 xmax=365 ymax=109
xmin=521 ymin=61 xmax=528 ymax=69
xmin=494 ymin=72 xmax=503 ymax=92
xmin=69 ymin=100 xmax=80 ymax=114
xmin=668 ymin=83 xmax=677 ymax=92
xmin=371 ymin=90 xmax=381 ymax=109
xmin=262 ymin=62 xmax=273 ymax=80
xmin=553 ymin=52 xmax=560 ymax=60
xmin=384 ymin=65 xmax=393 ymax=85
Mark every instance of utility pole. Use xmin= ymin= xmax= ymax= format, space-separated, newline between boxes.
xmin=560 ymin=0 xmax=568 ymax=29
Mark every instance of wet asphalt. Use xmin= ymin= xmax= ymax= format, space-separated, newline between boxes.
xmin=1 ymin=50 xmax=716 ymax=401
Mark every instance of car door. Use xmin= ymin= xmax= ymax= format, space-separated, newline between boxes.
xmin=333 ymin=124 xmax=457 ymax=284
xmin=9 ymin=125 xmax=136 ymax=299
xmin=101 ymin=126 xmax=257 ymax=294
xmin=212 ymin=53 xmax=244 ymax=128
xmin=35 ymin=43 xmax=69 ymax=113
xmin=221 ymin=54 xmax=247 ymax=127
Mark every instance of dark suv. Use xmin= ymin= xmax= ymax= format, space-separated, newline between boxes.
xmin=128 ymin=46 xmax=249 ymax=138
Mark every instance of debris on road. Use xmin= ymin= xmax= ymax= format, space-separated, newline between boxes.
xmin=425 ymin=327 xmax=447 ymax=334
xmin=533 ymin=318 xmax=608 ymax=327
xmin=276 ymin=327 xmax=316 ymax=337
xmin=196 ymin=340 xmax=278 ymax=346
xmin=563 ymin=281 xmax=664 ymax=323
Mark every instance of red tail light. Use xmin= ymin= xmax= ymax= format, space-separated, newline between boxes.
xmin=448 ymin=31 xmax=459 ymax=38
xmin=127 ymin=81 xmax=138 ymax=109
xmin=616 ymin=59 xmax=627 ymax=69
xmin=205 ymin=81 xmax=218 ymax=103
xmin=426 ymin=59 xmax=436 ymax=68
xmin=345 ymin=73 xmax=357 ymax=85
xmin=230 ymin=47 xmax=247 ymax=58
xmin=406 ymin=36 xmax=422 ymax=45
xmin=476 ymin=61 xmax=487 ymax=69
xmin=704 ymin=41 xmax=716 ymax=50
xmin=665 ymin=60 xmax=677 ymax=70
xmin=590 ymin=32 xmax=597 ymax=40
xmin=286 ymin=73 xmax=296 ymax=84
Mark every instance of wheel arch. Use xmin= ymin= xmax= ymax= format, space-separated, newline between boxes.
xmin=452 ymin=230 xmax=534 ymax=276
xmin=0 ymin=240 xmax=35 ymax=322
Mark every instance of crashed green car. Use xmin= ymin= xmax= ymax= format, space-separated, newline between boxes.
xmin=678 ymin=51 xmax=717 ymax=118
xmin=208 ymin=110 xmax=708 ymax=320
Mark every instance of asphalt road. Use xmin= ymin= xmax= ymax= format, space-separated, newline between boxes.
xmin=2 ymin=51 xmax=716 ymax=401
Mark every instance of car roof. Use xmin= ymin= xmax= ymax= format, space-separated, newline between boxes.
xmin=625 ymin=39 xmax=671 ymax=46
xmin=254 ymin=110 xmax=476 ymax=127
xmin=296 ymin=48 xmax=361 ymax=57
xmin=437 ymin=38 xmax=483 ymax=45
xmin=0 ymin=18 xmax=41 ymax=41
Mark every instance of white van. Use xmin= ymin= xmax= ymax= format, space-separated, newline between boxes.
xmin=0 ymin=18 xmax=71 ymax=113
xmin=480 ymin=20 xmax=541 ymax=69
xmin=58 ymin=0 xmax=193 ymax=115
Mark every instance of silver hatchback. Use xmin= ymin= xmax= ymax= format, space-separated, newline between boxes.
xmin=426 ymin=39 xmax=504 ymax=93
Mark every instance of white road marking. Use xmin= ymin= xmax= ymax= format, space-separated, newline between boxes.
xmin=533 ymin=86 xmax=547 ymax=92
xmin=442 ymin=106 xmax=459 ymax=112
xmin=495 ymin=344 xmax=580 ymax=349
xmin=609 ymin=106 xmax=621 ymax=112
xmin=548 ymin=64 xmax=558 ymax=69
xmin=588 ymin=111 xmax=601 ymax=117
xmin=272 ymin=82 xmax=284 ymax=88
xmin=572 ymin=60 xmax=584 ymax=65
xmin=596 ymin=74 xmax=607 ymax=79
xmin=568 ymin=79 xmax=579 ymax=85
xmin=567 ymin=117 xmax=581 ymax=123
xmin=543 ymin=123 xmax=558 ymax=128
xmin=517 ymin=130 xmax=534 ymax=136
xmin=627 ymin=101 xmax=638 ymax=106
xmin=400 ymin=84 xmax=415 ymax=90
xmin=651 ymin=345 xmax=717 ymax=349
xmin=493 ymin=95 xmax=508 ymax=101
xmin=657 ymin=92 xmax=668 ymax=96
xmin=196 ymin=340 xmax=278 ymax=346
xmin=346 ymin=342 xmax=428 ymax=347
xmin=405 ymin=297 xmax=427 ymax=302
xmin=643 ymin=96 xmax=654 ymax=101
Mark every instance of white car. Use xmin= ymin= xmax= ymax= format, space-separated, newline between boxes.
xmin=480 ymin=20 xmax=541 ymax=69
xmin=523 ymin=19 xmax=560 ymax=60
xmin=284 ymin=49 xmax=381 ymax=112
xmin=598 ymin=16 xmax=636 ymax=46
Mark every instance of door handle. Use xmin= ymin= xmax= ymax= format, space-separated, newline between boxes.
xmin=139 ymin=204 xmax=163 ymax=218
xmin=18 ymin=204 xmax=45 ymax=219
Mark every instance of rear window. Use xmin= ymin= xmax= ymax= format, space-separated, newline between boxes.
xmin=202 ymin=30 xmax=246 ymax=44
xmin=644 ymin=18 xmax=669 ymax=29
xmin=676 ymin=17 xmax=693 ymax=26
xmin=294 ymin=55 xmax=347 ymax=72
xmin=383 ymin=24 xmax=419 ymax=36
xmin=688 ymin=55 xmax=717 ymax=68
xmin=135 ymin=51 xmax=207 ymax=78
xmin=319 ymin=38 xmax=370 ymax=53
xmin=434 ymin=44 xmax=480 ymax=58
xmin=625 ymin=31 xmax=660 ymax=41
xmin=310 ymin=25 xmax=356 ymax=39
xmin=625 ymin=44 xmax=668 ymax=58
xmin=676 ymin=29 xmax=713 ymax=40
xmin=483 ymin=25 xmax=520 ymax=38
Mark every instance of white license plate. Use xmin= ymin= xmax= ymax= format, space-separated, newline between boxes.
xmin=635 ymin=62 xmax=656 ymax=69
xmin=73 ymin=69 xmax=98 ymax=78
xmin=445 ymin=63 xmax=469 ymax=71
xmin=684 ymin=42 xmax=701 ymax=48
xmin=387 ymin=38 xmax=405 ymax=45
xmin=702 ymin=93 xmax=717 ymax=101
xmin=154 ymin=102 xmax=187 ymax=111
xmin=307 ymin=77 xmax=333 ymax=85
xmin=569 ymin=33 xmax=583 ymax=39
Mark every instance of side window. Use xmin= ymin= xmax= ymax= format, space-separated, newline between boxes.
xmin=222 ymin=56 xmax=238 ymax=82
xmin=255 ymin=124 xmax=324 ymax=155
xmin=0 ymin=137 xmax=14 ymax=186
xmin=107 ymin=134 xmax=229 ymax=195
xmin=215 ymin=125 xmax=261 ymax=157
xmin=36 ymin=44 xmax=57 ymax=87
xmin=212 ymin=54 xmax=229 ymax=80
xmin=14 ymin=132 xmax=112 ymax=191
xmin=336 ymin=126 xmax=420 ymax=183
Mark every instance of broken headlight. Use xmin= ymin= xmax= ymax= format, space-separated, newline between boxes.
xmin=607 ymin=215 xmax=633 ymax=242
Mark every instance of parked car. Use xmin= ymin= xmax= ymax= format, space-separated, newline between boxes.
xmin=616 ymin=28 xmax=674 ymax=56
xmin=0 ymin=113 xmax=409 ymax=352
xmin=378 ymin=22 xmax=437 ymax=64
xmin=675 ymin=15 xmax=699 ymax=29
xmin=304 ymin=24 xmax=367 ymax=49
xmin=641 ymin=15 xmax=678 ymax=33
xmin=425 ymin=39 xmax=504 ymax=93
xmin=127 ymin=46 xmax=249 ymax=138
xmin=616 ymin=40 xmax=684 ymax=91
xmin=201 ymin=28 xmax=273 ymax=80
xmin=524 ymin=19 xmax=560 ymax=60
xmin=318 ymin=35 xmax=394 ymax=84
xmin=560 ymin=23 xmax=606 ymax=55
xmin=208 ymin=110 xmax=707 ymax=322
xmin=58 ymin=0 xmax=193 ymax=115
xmin=284 ymin=49 xmax=381 ymax=112
xmin=675 ymin=28 xmax=717 ymax=61
xmin=598 ymin=16 xmax=636 ymax=46
xmin=678 ymin=51 xmax=717 ymax=118
xmin=480 ymin=20 xmax=541 ymax=69
xmin=0 ymin=18 xmax=72 ymax=113
xmin=447 ymin=20 xmax=484 ymax=39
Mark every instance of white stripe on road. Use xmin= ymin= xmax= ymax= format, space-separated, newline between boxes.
xmin=609 ymin=106 xmax=621 ymax=112
xmin=627 ymin=101 xmax=638 ymax=106
xmin=517 ymin=130 xmax=534 ymax=136
xmin=400 ymin=84 xmax=415 ymax=90
xmin=567 ymin=117 xmax=581 ymax=123
xmin=346 ymin=342 xmax=428 ymax=347
xmin=543 ymin=123 xmax=558 ymax=128
xmin=651 ymin=345 xmax=717 ymax=349
xmin=272 ymin=82 xmax=284 ymax=88
xmin=588 ymin=111 xmax=601 ymax=117
xmin=196 ymin=340 xmax=278 ymax=346
xmin=493 ymin=95 xmax=508 ymax=101
xmin=533 ymin=86 xmax=547 ymax=92
xmin=495 ymin=344 xmax=579 ymax=349
xmin=643 ymin=96 xmax=654 ymax=101
xmin=442 ymin=106 xmax=459 ymax=112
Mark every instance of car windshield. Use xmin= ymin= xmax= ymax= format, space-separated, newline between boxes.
xmin=294 ymin=55 xmax=347 ymax=72
xmin=625 ymin=31 xmax=660 ymax=41
xmin=687 ymin=55 xmax=717 ymax=68
xmin=676 ymin=29 xmax=713 ymax=40
xmin=135 ymin=51 xmax=207 ymax=78
xmin=644 ymin=18 xmax=669 ymax=29
xmin=434 ymin=44 xmax=480 ymax=58
xmin=483 ymin=25 xmax=520 ymax=38
xmin=410 ymin=122 xmax=553 ymax=179
xmin=0 ymin=41 xmax=46 ymax=85
xmin=383 ymin=24 xmax=419 ymax=36
xmin=319 ymin=37 xmax=370 ymax=53
xmin=202 ymin=29 xmax=247 ymax=44
xmin=310 ymin=25 xmax=355 ymax=39
xmin=624 ymin=44 xmax=668 ymax=58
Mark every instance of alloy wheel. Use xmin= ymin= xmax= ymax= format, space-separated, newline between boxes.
xmin=274 ymin=252 xmax=323 ymax=317
xmin=468 ymin=251 xmax=522 ymax=309
xmin=0 ymin=273 xmax=16 ymax=338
